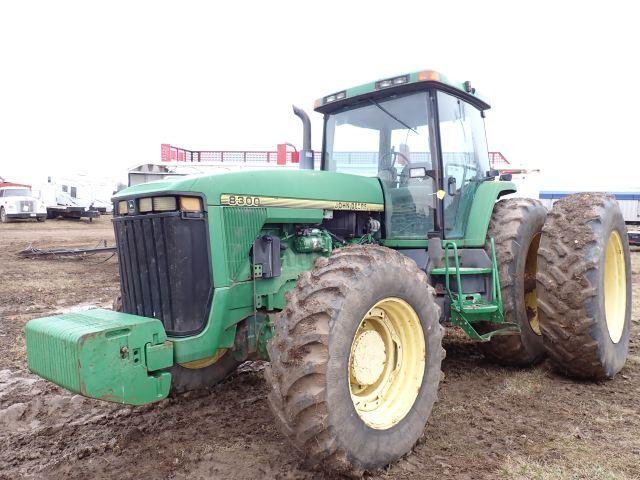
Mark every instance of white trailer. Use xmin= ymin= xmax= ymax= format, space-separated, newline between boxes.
xmin=39 ymin=175 xmax=117 ymax=220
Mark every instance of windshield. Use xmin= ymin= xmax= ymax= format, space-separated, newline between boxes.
xmin=324 ymin=92 xmax=433 ymax=178
xmin=324 ymin=92 xmax=436 ymax=238
xmin=3 ymin=188 xmax=31 ymax=197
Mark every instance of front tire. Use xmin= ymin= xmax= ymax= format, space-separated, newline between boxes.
xmin=537 ymin=193 xmax=632 ymax=379
xmin=265 ymin=245 xmax=444 ymax=475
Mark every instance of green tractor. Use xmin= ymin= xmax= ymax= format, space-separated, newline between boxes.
xmin=25 ymin=70 xmax=632 ymax=475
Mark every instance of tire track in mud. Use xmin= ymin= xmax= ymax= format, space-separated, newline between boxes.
xmin=0 ymin=365 xmax=314 ymax=480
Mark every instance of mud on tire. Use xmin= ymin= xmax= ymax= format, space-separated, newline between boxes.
xmin=264 ymin=245 xmax=444 ymax=475
xmin=537 ymin=193 xmax=632 ymax=379
xmin=479 ymin=198 xmax=547 ymax=366
xmin=112 ymin=294 xmax=239 ymax=393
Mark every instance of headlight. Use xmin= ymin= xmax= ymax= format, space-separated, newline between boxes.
xmin=138 ymin=197 xmax=153 ymax=213
xmin=118 ymin=201 xmax=128 ymax=215
xmin=179 ymin=196 xmax=202 ymax=212
xmin=152 ymin=196 xmax=177 ymax=211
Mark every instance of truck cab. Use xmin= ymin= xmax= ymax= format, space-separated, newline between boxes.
xmin=0 ymin=184 xmax=47 ymax=222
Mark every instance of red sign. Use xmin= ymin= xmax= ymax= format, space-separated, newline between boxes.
xmin=161 ymin=144 xmax=171 ymax=162
xmin=276 ymin=143 xmax=287 ymax=165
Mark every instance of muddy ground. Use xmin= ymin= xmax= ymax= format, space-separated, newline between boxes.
xmin=1 ymin=217 xmax=639 ymax=480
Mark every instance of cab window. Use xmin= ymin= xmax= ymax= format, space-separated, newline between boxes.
xmin=438 ymin=91 xmax=490 ymax=238
xmin=324 ymin=92 xmax=436 ymax=238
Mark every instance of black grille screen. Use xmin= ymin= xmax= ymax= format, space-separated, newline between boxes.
xmin=113 ymin=212 xmax=212 ymax=336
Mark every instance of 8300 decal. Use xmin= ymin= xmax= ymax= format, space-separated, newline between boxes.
xmin=221 ymin=194 xmax=261 ymax=206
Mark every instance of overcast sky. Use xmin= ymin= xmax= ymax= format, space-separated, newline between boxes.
xmin=1 ymin=1 xmax=638 ymax=191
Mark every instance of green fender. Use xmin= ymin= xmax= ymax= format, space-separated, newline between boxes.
xmin=461 ymin=180 xmax=516 ymax=247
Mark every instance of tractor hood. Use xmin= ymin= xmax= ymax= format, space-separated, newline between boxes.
xmin=114 ymin=169 xmax=385 ymax=210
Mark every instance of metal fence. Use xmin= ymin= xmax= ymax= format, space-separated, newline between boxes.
xmin=160 ymin=144 xmax=508 ymax=169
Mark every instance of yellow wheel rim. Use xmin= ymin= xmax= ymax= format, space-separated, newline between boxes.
xmin=524 ymin=233 xmax=542 ymax=335
xmin=604 ymin=231 xmax=626 ymax=343
xmin=179 ymin=349 xmax=227 ymax=369
xmin=348 ymin=297 xmax=425 ymax=430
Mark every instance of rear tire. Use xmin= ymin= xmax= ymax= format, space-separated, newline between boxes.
xmin=479 ymin=198 xmax=547 ymax=366
xmin=112 ymin=293 xmax=239 ymax=392
xmin=537 ymin=193 xmax=632 ymax=379
xmin=265 ymin=245 xmax=444 ymax=475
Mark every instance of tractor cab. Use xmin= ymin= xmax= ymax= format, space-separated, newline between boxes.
xmin=313 ymin=71 xmax=515 ymax=341
xmin=315 ymin=70 xmax=492 ymax=242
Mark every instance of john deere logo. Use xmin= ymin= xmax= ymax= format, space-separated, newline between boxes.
xmin=128 ymin=200 xmax=136 ymax=213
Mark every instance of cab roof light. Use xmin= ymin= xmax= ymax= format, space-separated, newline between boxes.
xmin=376 ymin=75 xmax=408 ymax=90
xmin=418 ymin=70 xmax=440 ymax=82
xmin=323 ymin=90 xmax=346 ymax=104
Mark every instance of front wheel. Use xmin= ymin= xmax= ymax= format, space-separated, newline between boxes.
xmin=265 ymin=245 xmax=444 ymax=475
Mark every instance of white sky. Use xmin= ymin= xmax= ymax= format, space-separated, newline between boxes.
xmin=1 ymin=1 xmax=639 ymax=191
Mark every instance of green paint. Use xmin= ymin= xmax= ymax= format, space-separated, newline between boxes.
xmin=223 ymin=207 xmax=268 ymax=282
xmin=25 ymin=309 xmax=172 ymax=405
xmin=461 ymin=181 xmax=516 ymax=247
xmin=114 ymin=169 xmax=384 ymax=208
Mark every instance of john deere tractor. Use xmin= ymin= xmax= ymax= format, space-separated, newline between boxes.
xmin=25 ymin=70 xmax=632 ymax=474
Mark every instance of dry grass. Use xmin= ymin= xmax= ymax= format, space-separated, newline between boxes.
xmin=500 ymin=368 xmax=547 ymax=397
xmin=501 ymin=455 xmax=630 ymax=480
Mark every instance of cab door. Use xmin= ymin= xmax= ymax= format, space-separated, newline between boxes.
xmin=436 ymin=91 xmax=491 ymax=239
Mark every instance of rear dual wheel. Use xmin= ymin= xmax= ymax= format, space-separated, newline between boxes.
xmin=265 ymin=245 xmax=444 ymax=475
xmin=537 ymin=193 xmax=632 ymax=379
xmin=479 ymin=198 xmax=547 ymax=366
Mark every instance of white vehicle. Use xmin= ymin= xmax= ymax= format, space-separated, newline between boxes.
xmin=0 ymin=184 xmax=47 ymax=223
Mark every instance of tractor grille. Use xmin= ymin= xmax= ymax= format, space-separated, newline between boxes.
xmin=19 ymin=200 xmax=35 ymax=213
xmin=113 ymin=211 xmax=212 ymax=336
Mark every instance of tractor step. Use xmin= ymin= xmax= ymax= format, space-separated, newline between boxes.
xmin=450 ymin=293 xmax=499 ymax=314
xmin=438 ymin=239 xmax=520 ymax=342
xmin=25 ymin=308 xmax=174 ymax=405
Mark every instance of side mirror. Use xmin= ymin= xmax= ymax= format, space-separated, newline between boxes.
xmin=447 ymin=176 xmax=457 ymax=196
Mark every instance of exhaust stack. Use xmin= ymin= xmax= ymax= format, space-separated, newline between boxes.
xmin=292 ymin=105 xmax=314 ymax=170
